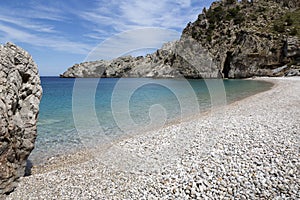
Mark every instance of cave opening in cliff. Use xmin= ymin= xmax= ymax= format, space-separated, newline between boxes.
xmin=223 ymin=52 xmax=232 ymax=78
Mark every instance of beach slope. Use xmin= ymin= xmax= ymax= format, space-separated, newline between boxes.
xmin=8 ymin=77 xmax=299 ymax=199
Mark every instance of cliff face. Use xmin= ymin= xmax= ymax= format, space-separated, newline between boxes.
xmin=182 ymin=0 xmax=300 ymax=78
xmin=0 ymin=42 xmax=42 ymax=196
xmin=61 ymin=0 xmax=300 ymax=78
xmin=61 ymin=38 xmax=221 ymax=79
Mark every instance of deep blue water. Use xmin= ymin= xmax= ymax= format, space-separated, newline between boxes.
xmin=30 ymin=77 xmax=273 ymax=164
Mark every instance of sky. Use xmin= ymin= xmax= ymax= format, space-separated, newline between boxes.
xmin=0 ymin=0 xmax=214 ymax=76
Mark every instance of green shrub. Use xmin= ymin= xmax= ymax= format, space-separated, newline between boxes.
xmin=258 ymin=6 xmax=266 ymax=12
xmin=290 ymin=27 xmax=298 ymax=36
xmin=226 ymin=7 xmax=240 ymax=20
xmin=285 ymin=15 xmax=293 ymax=26
xmin=214 ymin=6 xmax=225 ymax=21
xmin=262 ymin=14 xmax=267 ymax=20
xmin=270 ymin=47 xmax=277 ymax=53
xmin=207 ymin=6 xmax=225 ymax=24
xmin=207 ymin=34 xmax=212 ymax=42
xmin=191 ymin=31 xmax=197 ymax=38
xmin=208 ymin=23 xmax=216 ymax=32
xmin=250 ymin=14 xmax=257 ymax=21
xmin=273 ymin=23 xmax=285 ymax=33
xmin=225 ymin=0 xmax=236 ymax=5
xmin=234 ymin=16 xmax=245 ymax=24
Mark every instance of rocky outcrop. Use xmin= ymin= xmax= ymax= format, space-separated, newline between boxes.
xmin=183 ymin=0 xmax=300 ymax=78
xmin=61 ymin=38 xmax=222 ymax=79
xmin=61 ymin=0 xmax=299 ymax=78
xmin=0 ymin=42 xmax=42 ymax=196
xmin=286 ymin=36 xmax=300 ymax=58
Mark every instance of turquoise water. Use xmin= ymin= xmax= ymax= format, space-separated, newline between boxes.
xmin=30 ymin=77 xmax=273 ymax=164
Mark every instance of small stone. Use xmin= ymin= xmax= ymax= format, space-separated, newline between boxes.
xmin=191 ymin=188 xmax=196 ymax=195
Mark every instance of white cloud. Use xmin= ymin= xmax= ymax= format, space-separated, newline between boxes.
xmin=0 ymin=15 xmax=55 ymax=33
xmin=80 ymin=0 xmax=204 ymax=40
xmin=25 ymin=4 xmax=67 ymax=21
xmin=0 ymin=1 xmax=93 ymax=55
xmin=0 ymin=23 xmax=91 ymax=54
xmin=86 ymin=28 xmax=180 ymax=61
xmin=177 ymin=0 xmax=192 ymax=8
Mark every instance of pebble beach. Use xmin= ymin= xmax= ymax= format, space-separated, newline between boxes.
xmin=7 ymin=77 xmax=300 ymax=199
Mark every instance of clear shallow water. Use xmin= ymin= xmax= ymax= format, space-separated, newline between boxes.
xmin=30 ymin=77 xmax=273 ymax=164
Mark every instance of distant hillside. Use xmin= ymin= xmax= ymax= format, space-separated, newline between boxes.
xmin=61 ymin=0 xmax=300 ymax=78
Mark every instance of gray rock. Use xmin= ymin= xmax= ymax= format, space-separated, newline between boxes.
xmin=272 ymin=65 xmax=288 ymax=75
xmin=285 ymin=69 xmax=300 ymax=76
xmin=286 ymin=36 xmax=300 ymax=58
xmin=182 ymin=0 xmax=300 ymax=78
xmin=61 ymin=37 xmax=222 ymax=79
xmin=0 ymin=42 xmax=42 ymax=196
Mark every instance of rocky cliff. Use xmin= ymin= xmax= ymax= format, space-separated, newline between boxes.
xmin=61 ymin=0 xmax=300 ymax=78
xmin=182 ymin=0 xmax=300 ymax=78
xmin=0 ymin=42 xmax=42 ymax=196
xmin=61 ymin=38 xmax=222 ymax=79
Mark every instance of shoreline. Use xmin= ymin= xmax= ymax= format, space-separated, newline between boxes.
xmin=30 ymin=78 xmax=274 ymax=174
xmin=8 ymin=77 xmax=300 ymax=199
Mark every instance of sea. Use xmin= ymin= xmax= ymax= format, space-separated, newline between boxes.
xmin=29 ymin=77 xmax=273 ymax=165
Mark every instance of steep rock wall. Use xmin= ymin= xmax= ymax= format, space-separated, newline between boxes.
xmin=0 ymin=42 xmax=42 ymax=196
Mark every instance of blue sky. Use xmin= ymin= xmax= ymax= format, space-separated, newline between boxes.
xmin=0 ymin=0 xmax=214 ymax=76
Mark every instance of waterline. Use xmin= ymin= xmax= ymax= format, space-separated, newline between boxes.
xmin=30 ymin=77 xmax=273 ymax=165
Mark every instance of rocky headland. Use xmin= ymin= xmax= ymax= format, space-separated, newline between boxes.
xmin=0 ymin=42 xmax=42 ymax=197
xmin=61 ymin=0 xmax=300 ymax=78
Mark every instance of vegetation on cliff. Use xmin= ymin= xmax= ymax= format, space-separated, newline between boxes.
xmin=272 ymin=8 xmax=300 ymax=36
xmin=183 ymin=0 xmax=300 ymax=78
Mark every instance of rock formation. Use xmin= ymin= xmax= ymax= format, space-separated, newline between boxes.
xmin=0 ymin=42 xmax=42 ymax=196
xmin=61 ymin=0 xmax=300 ymax=78
xmin=182 ymin=0 xmax=300 ymax=78
xmin=61 ymin=38 xmax=222 ymax=79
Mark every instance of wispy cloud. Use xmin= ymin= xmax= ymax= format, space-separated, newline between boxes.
xmin=0 ymin=23 xmax=91 ymax=54
xmin=80 ymin=0 xmax=206 ymax=40
xmin=0 ymin=15 xmax=56 ymax=33
xmin=27 ymin=4 xmax=67 ymax=21
xmin=0 ymin=1 xmax=92 ymax=54
xmin=86 ymin=28 xmax=180 ymax=61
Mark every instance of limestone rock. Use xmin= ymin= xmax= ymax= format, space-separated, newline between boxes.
xmin=61 ymin=37 xmax=221 ymax=79
xmin=272 ymin=65 xmax=288 ymax=75
xmin=182 ymin=0 xmax=300 ymax=78
xmin=285 ymin=68 xmax=300 ymax=76
xmin=286 ymin=36 xmax=300 ymax=58
xmin=0 ymin=42 xmax=42 ymax=196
